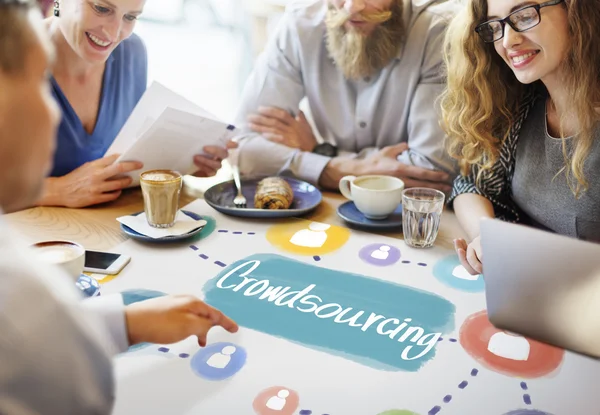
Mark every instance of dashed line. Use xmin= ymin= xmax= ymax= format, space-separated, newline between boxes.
xmin=428 ymin=368 xmax=478 ymax=414
xmin=214 ymin=261 xmax=227 ymax=268
xmin=190 ymin=245 xmax=199 ymax=251
xmin=199 ymin=254 xmax=209 ymax=260
xmin=521 ymin=382 xmax=532 ymax=405
xmin=157 ymin=347 xmax=190 ymax=359
xmin=217 ymin=229 xmax=257 ymax=235
xmin=313 ymin=256 xmax=322 ymax=262
xmin=437 ymin=336 xmax=458 ymax=343
xmin=402 ymin=260 xmax=411 ymax=264
xmin=418 ymin=262 xmax=428 ymax=267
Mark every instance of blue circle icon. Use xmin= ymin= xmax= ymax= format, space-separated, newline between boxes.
xmin=191 ymin=342 xmax=247 ymax=381
xmin=359 ymin=243 xmax=401 ymax=266
xmin=432 ymin=255 xmax=485 ymax=293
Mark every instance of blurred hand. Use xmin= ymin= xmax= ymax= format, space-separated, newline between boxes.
xmin=45 ymin=154 xmax=142 ymax=208
xmin=454 ymin=237 xmax=483 ymax=275
xmin=359 ymin=143 xmax=452 ymax=193
xmin=125 ymin=294 xmax=239 ymax=347
xmin=248 ymin=106 xmax=317 ymax=152
xmin=193 ymin=141 xmax=237 ymax=177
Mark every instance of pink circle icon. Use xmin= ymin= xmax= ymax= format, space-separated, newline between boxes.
xmin=253 ymin=386 xmax=300 ymax=415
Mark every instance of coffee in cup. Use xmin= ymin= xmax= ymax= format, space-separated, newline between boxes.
xmin=339 ymin=175 xmax=404 ymax=219
xmin=140 ymin=169 xmax=183 ymax=228
xmin=31 ymin=240 xmax=85 ymax=281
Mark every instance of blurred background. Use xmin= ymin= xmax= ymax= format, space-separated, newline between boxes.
xmin=134 ymin=0 xmax=289 ymax=123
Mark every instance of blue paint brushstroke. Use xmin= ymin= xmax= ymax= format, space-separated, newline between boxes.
xmin=202 ymin=254 xmax=455 ymax=372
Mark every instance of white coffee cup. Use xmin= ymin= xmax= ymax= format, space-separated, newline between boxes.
xmin=32 ymin=240 xmax=85 ymax=282
xmin=339 ymin=175 xmax=405 ymax=220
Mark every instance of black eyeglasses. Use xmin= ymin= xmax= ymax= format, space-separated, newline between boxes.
xmin=475 ymin=0 xmax=564 ymax=43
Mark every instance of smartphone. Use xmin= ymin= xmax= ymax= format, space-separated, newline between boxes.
xmin=84 ymin=250 xmax=130 ymax=275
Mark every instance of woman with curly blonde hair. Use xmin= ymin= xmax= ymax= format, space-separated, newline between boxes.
xmin=440 ymin=0 xmax=600 ymax=275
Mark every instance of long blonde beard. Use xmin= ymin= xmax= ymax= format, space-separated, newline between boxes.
xmin=325 ymin=1 xmax=405 ymax=80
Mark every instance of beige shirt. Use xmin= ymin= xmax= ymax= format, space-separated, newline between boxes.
xmin=0 ymin=214 xmax=129 ymax=414
xmin=234 ymin=0 xmax=460 ymax=185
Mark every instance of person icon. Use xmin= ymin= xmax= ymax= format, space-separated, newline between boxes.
xmin=206 ymin=345 xmax=237 ymax=369
xmin=487 ymin=331 xmax=531 ymax=361
xmin=371 ymin=245 xmax=391 ymax=260
xmin=452 ymin=265 xmax=480 ymax=281
xmin=289 ymin=222 xmax=330 ymax=248
xmin=265 ymin=389 xmax=290 ymax=411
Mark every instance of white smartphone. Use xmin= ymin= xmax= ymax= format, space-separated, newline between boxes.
xmin=84 ymin=250 xmax=131 ymax=275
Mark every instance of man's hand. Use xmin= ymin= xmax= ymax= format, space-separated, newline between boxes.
xmin=247 ymin=106 xmax=317 ymax=152
xmin=192 ymin=141 xmax=238 ymax=177
xmin=125 ymin=295 xmax=239 ymax=348
xmin=360 ymin=143 xmax=452 ymax=193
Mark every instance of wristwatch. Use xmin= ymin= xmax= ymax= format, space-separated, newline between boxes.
xmin=312 ymin=143 xmax=338 ymax=157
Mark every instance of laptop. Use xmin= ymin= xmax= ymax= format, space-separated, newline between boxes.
xmin=481 ymin=218 xmax=600 ymax=359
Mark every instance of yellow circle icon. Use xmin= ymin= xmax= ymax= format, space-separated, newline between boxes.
xmin=266 ymin=219 xmax=351 ymax=256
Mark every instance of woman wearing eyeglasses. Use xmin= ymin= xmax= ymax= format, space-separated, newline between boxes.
xmin=439 ymin=0 xmax=600 ymax=274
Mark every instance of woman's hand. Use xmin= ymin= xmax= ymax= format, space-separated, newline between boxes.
xmin=454 ymin=236 xmax=483 ymax=275
xmin=41 ymin=154 xmax=143 ymax=208
xmin=247 ymin=107 xmax=317 ymax=152
xmin=125 ymin=294 xmax=239 ymax=347
xmin=192 ymin=141 xmax=238 ymax=177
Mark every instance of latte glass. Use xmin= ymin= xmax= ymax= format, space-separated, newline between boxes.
xmin=140 ymin=169 xmax=183 ymax=228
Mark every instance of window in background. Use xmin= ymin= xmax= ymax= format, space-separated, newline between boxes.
xmin=134 ymin=0 xmax=254 ymax=122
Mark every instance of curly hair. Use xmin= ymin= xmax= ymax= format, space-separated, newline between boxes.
xmin=440 ymin=0 xmax=600 ymax=197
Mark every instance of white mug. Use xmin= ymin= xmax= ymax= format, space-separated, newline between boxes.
xmin=339 ymin=175 xmax=405 ymax=220
xmin=31 ymin=240 xmax=86 ymax=282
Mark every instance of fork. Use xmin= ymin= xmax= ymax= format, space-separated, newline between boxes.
xmin=232 ymin=164 xmax=247 ymax=208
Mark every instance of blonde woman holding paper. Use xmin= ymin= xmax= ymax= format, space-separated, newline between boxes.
xmin=30 ymin=0 xmax=232 ymax=210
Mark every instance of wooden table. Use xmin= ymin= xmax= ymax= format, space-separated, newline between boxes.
xmin=4 ymin=181 xmax=466 ymax=252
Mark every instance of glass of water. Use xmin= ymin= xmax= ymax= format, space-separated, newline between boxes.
xmin=402 ymin=188 xmax=445 ymax=248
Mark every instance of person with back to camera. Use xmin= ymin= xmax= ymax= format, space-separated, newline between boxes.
xmin=0 ymin=1 xmax=238 ymax=412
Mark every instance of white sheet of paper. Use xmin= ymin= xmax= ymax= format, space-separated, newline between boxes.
xmin=104 ymin=81 xmax=238 ymax=187
xmin=106 ymin=81 xmax=222 ymax=156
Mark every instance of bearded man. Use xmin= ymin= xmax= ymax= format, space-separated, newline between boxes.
xmin=232 ymin=0 xmax=459 ymax=191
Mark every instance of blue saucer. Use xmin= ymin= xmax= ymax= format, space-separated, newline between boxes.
xmin=76 ymin=274 xmax=101 ymax=297
xmin=120 ymin=210 xmax=206 ymax=243
xmin=337 ymin=201 xmax=403 ymax=230
xmin=204 ymin=176 xmax=322 ymax=218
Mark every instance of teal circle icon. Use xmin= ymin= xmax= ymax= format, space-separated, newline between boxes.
xmin=432 ymin=254 xmax=485 ymax=293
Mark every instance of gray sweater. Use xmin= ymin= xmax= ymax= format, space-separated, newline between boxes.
xmin=511 ymin=97 xmax=600 ymax=242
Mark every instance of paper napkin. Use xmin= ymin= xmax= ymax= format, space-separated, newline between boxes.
xmin=117 ymin=210 xmax=207 ymax=239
